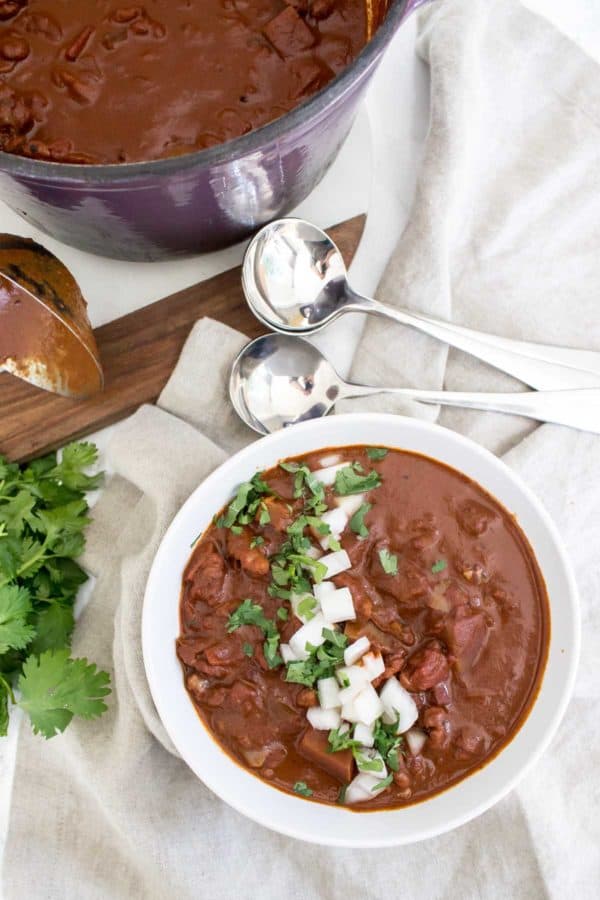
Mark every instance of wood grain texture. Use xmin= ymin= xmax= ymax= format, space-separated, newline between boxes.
xmin=0 ymin=215 xmax=365 ymax=462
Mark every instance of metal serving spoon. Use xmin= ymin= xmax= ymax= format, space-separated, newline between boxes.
xmin=230 ymin=334 xmax=600 ymax=435
xmin=242 ymin=218 xmax=600 ymax=391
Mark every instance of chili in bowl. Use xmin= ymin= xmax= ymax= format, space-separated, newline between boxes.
xmin=142 ymin=413 xmax=579 ymax=846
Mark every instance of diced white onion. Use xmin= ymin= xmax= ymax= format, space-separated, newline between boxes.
xmin=313 ymin=462 xmax=346 ymax=486
xmin=289 ymin=614 xmax=327 ymax=661
xmin=353 ymin=722 xmax=374 ymax=748
xmin=317 ymin=676 xmax=341 ymax=710
xmin=280 ymin=643 xmax=298 ymax=664
xmin=352 ymin=684 xmax=385 ymax=726
xmin=334 ymin=493 xmax=366 ymax=518
xmin=355 ymin=747 xmax=388 ymax=780
xmin=320 ymin=549 xmax=352 ymax=579
xmin=360 ymin=651 xmax=385 ymax=682
xmin=344 ymin=636 xmax=370 ymax=666
xmin=345 ymin=773 xmax=389 ymax=804
xmin=318 ymin=453 xmax=342 ymax=468
xmin=320 ymin=587 xmax=356 ymax=624
xmin=405 ymin=727 xmax=427 ymax=756
xmin=316 ymin=507 xmax=348 ymax=549
xmin=314 ymin=581 xmax=336 ymax=603
xmin=336 ymin=665 xmax=368 ymax=695
xmin=341 ymin=699 xmax=360 ymax=723
xmin=304 ymin=544 xmax=323 ymax=560
xmin=379 ymin=677 xmax=419 ymax=733
xmin=307 ymin=706 xmax=341 ymax=731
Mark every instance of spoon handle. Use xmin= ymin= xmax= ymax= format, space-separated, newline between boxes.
xmin=351 ymin=295 xmax=600 ymax=391
xmin=340 ymin=383 xmax=600 ymax=435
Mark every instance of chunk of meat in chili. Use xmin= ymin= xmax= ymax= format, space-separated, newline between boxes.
xmin=444 ymin=606 xmax=489 ymax=669
xmin=226 ymin=527 xmax=269 ymax=576
xmin=184 ymin=541 xmax=226 ymax=602
xmin=261 ymin=496 xmax=294 ymax=532
xmin=298 ymin=727 xmax=354 ymax=783
xmin=401 ymin=642 xmax=450 ymax=691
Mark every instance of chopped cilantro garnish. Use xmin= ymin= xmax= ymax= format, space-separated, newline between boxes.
xmin=250 ymin=535 xmax=265 ymax=549
xmin=217 ymin=473 xmax=271 ymax=530
xmin=328 ymin=726 xmax=360 ymax=753
xmin=279 ymin=462 xmax=326 ymax=513
xmin=227 ymin=599 xmax=282 ymax=669
xmin=354 ymin=749 xmax=385 ymax=772
xmin=258 ymin=502 xmax=271 ymax=526
xmin=227 ymin=599 xmax=268 ymax=632
xmin=366 ymin=448 xmax=388 ymax=460
xmin=337 ymin=784 xmax=348 ymax=804
xmin=373 ymin=718 xmax=404 ymax=771
xmin=334 ymin=465 xmax=381 ymax=496
xmin=284 ymin=629 xmax=348 ymax=687
xmin=372 ymin=772 xmax=394 ymax=792
xmin=293 ymin=781 xmax=313 ymax=797
xmin=431 ymin=559 xmax=447 ymax=574
xmin=276 ymin=607 xmax=289 ymax=621
xmin=242 ymin=643 xmax=254 ymax=657
xmin=297 ymin=595 xmax=317 ymax=621
xmin=230 ymin=525 xmax=243 ymax=535
xmin=350 ymin=502 xmax=372 ymax=538
xmin=378 ymin=548 xmax=398 ymax=576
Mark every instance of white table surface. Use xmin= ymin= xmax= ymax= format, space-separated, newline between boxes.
xmin=1 ymin=0 xmax=599 ymax=888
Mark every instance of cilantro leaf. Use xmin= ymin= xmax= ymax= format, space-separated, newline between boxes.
xmin=378 ymin=548 xmax=398 ymax=576
xmin=431 ymin=559 xmax=447 ymax=574
xmin=18 ymin=649 xmax=111 ymax=739
xmin=350 ymin=502 xmax=372 ymax=538
xmin=328 ymin=726 xmax=360 ymax=753
xmin=366 ymin=448 xmax=388 ymax=461
xmin=49 ymin=443 xmax=103 ymax=492
xmin=0 ymin=674 xmax=13 ymax=737
xmin=293 ymin=781 xmax=313 ymax=797
xmin=372 ymin=772 xmax=394 ymax=792
xmin=242 ymin=643 xmax=254 ymax=657
xmin=334 ymin=466 xmax=381 ymax=496
xmin=227 ymin=599 xmax=269 ymax=632
xmin=28 ymin=603 xmax=75 ymax=655
xmin=0 ymin=585 xmax=34 ymax=654
xmin=297 ymin=595 xmax=317 ymax=621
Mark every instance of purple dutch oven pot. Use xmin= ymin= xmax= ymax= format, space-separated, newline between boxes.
xmin=0 ymin=0 xmax=426 ymax=261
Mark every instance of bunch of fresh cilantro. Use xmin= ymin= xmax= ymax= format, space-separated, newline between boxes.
xmin=0 ymin=442 xmax=111 ymax=739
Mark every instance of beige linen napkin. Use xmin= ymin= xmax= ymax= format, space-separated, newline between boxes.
xmin=4 ymin=0 xmax=600 ymax=896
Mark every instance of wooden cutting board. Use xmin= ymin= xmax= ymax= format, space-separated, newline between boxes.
xmin=0 ymin=215 xmax=365 ymax=462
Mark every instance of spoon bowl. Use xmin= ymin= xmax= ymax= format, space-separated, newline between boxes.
xmin=229 ymin=334 xmax=340 ymax=434
xmin=242 ymin=219 xmax=350 ymax=334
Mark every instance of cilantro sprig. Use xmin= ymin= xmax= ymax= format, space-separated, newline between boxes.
xmin=350 ymin=502 xmax=372 ymax=538
xmin=0 ymin=443 xmax=111 ymax=738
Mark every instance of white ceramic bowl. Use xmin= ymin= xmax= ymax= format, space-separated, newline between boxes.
xmin=142 ymin=413 xmax=580 ymax=847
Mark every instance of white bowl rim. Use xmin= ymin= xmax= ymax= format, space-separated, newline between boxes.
xmin=142 ymin=412 xmax=580 ymax=847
